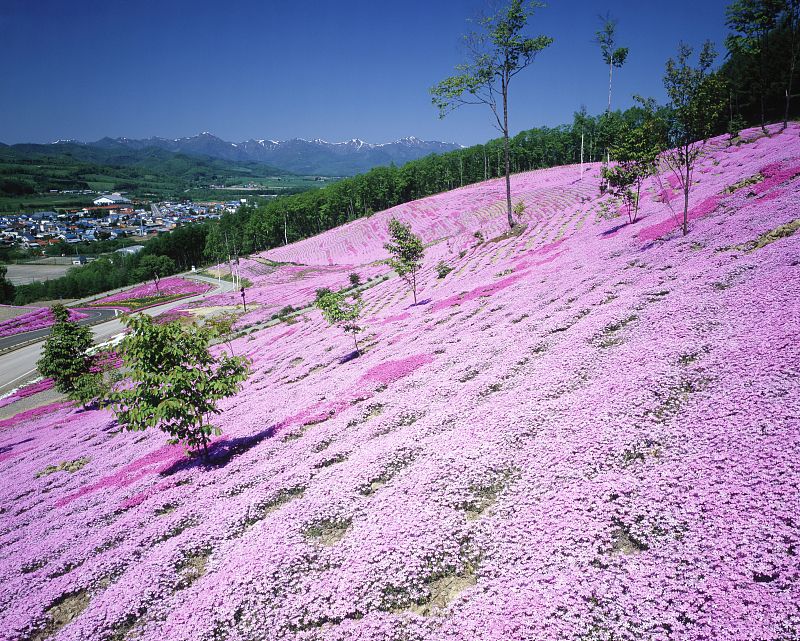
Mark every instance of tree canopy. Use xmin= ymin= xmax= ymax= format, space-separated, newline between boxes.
xmin=110 ymin=315 xmax=250 ymax=458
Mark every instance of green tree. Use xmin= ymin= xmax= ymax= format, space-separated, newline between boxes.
xmin=602 ymin=98 xmax=664 ymax=223
xmin=0 ymin=264 xmax=15 ymax=304
xmin=662 ymin=41 xmax=727 ymax=235
xmin=431 ymin=0 xmax=553 ymax=228
xmin=384 ymin=218 xmax=425 ymax=304
xmin=68 ymin=350 xmax=121 ymax=409
xmin=726 ymin=0 xmax=783 ymax=132
xmin=596 ymin=13 xmax=630 ymax=112
xmin=132 ymin=254 xmax=176 ymax=293
xmin=436 ymin=260 xmax=454 ymax=279
xmin=205 ymin=311 xmax=239 ymax=356
xmin=315 ymin=289 xmax=364 ymax=355
xmin=37 ymin=305 xmax=94 ymax=394
xmin=110 ymin=315 xmax=250 ymax=458
xmin=780 ymin=0 xmax=800 ymax=129
xmin=767 ymin=0 xmax=800 ymax=129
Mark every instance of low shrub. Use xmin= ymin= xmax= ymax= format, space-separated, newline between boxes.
xmin=436 ymin=261 xmax=453 ymax=279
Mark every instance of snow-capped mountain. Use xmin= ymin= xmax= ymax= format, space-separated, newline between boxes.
xmin=76 ymin=133 xmax=462 ymax=176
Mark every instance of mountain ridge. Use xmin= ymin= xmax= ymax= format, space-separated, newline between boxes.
xmin=43 ymin=132 xmax=463 ymax=176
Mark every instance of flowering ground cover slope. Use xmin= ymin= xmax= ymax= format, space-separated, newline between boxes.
xmin=88 ymin=277 xmax=211 ymax=310
xmin=0 ymin=307 xmax=89 ymax=339
xmin=0 ymin=125 xmax=798 ymax=641
xmin=188 ymin=259 xmax=389 ymax=328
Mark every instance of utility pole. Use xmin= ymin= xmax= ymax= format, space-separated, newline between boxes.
xmin=580 ymin=131 xmax=585 ymax=180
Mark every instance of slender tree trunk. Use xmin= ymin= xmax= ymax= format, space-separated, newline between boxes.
xmin=502 ymin=81 xmax=514 ymax=229
xmin=759 ymin=38 xmax=768 ymax=134
xmin=353 ymin=333 xmax=360 ymax=355
xmin=786 ymin=10 xmax=797 ymax=131
xmin=683 ymin=157 xmax=690 ymax=236
xmin=608 ymin=61 xmax=613 ymax=112
xmin=411 ymin=268 xmax=417 ymax=304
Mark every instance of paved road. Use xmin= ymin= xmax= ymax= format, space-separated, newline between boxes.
xmin=0 ymin=274 xmax=233 ymax=396
xmin=0 ymin=307 xmax=120 ymax=353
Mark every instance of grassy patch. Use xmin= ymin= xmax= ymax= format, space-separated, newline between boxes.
xmin=359 ymin=449 xmax=418 ymax=496
xmin=592 ymin=314 xmax=638 ymax=348
xmin=236 ymin=486 xmax=306 ymax=535
xmin=155 ymin=503 xmax=178 ymax=516
xmin=488 ymin=223 xmax=527 ymax=243
xmin=723 ymin=173 xmax=764 ymax=194
xmin=174 ymin=548 xmax=211 ymax=590
xmin=620 ymin=439 xmax=662 ymax=466
xmin=305 ymin=517 xmax=352 ymax=545
xmin=610 ymin=521 xmax=649 ymax=555
xmin=36 ymin=457 xmax=89 ymax=478
xmin=744 ymin=218 xmax=800 ymax=252
xmin=90 ymin=293 xmax=187 ymax=310
xmin=314 ymin=453 xmax=348 ymax=469
xmin=347 ymin=403 xmax=385 ymax=428
xmin=404 ymin=565 xmax=478 ymax=616
xmin=648 ymin=375 xmax=709 ymax=424
xmin=458 ymin=471 xmax=515 ymax=520
xmin=30 ymin=589 xmax=92 ymax=641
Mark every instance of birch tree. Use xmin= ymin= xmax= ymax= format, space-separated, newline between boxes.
xmin=595 ymin=14 xmax=629 ymax=112
xmin=431 ymin=0 xmax=553 ymax=229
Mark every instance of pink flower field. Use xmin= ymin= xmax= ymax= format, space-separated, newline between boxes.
xmin=88 ymin=277 xmax=211 ymax=308
xmin=1 ymin=125 xmax=798 ymax=641
xmin=191 ymin=260 xmax=390 ymax=328
xmin=0 ymin=307 xmax=89 ymax=339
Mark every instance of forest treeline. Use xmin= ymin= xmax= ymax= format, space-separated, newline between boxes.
xmin=8 ymin=225 xmax=209 ymax=305
xmin=204 ymin=105 xmax=661 ymax=258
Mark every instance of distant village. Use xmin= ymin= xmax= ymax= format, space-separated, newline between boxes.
xmin=0 ymin=193 xmax=245 ymax=255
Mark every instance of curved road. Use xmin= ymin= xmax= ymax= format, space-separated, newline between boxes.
xmin=0 ymin=307 xmax=120 ymax=353
xmin=0 ymin=274 xmax=234 ymax=396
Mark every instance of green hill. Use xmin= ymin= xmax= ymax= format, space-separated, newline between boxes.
xmin=0 ymin=143 xmax=322 ymax=214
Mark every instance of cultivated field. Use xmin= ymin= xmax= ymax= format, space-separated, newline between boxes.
xmin=4 ymin=264 xmax=73 ymax=286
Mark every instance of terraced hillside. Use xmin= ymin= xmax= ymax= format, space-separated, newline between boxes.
xmin=1 ymin=124 xmax=798 ymax=641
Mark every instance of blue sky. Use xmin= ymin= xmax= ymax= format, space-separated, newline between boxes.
xmin=0 ymin=0 xmax=731 ymax=146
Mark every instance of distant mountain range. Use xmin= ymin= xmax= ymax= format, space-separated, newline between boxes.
xmin=48 ymin=133 xmax=463 ymax=176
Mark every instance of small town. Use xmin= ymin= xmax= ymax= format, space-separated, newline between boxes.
xmin=0 ymin=193 xmax=243 ymax=253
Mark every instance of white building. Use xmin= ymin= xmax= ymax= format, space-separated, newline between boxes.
xmin=93 ymin=193 xmax=131 ymax=206
xmin=115 ymin=244 xmax=145 ymax=256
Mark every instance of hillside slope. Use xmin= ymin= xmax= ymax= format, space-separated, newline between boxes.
xmin=0 ymin=125 xmax=798 ymax=641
